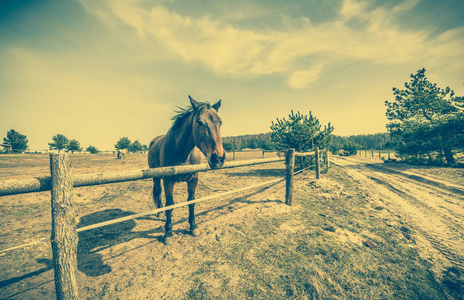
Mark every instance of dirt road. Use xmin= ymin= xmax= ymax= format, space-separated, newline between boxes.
xmin=331 ymin=156 xmax=464 ymax=275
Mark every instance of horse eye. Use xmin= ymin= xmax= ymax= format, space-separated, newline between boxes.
xmin=197 ymin=120 xmax=204 ymax=126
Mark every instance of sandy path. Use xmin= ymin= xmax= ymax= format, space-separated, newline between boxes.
xmin=331 ymin=156 xmax=464 ymax=274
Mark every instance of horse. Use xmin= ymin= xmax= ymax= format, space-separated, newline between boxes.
xmin=148 ymin=95 xmax=225 ymax=245
xmin=117 ymin=149 xmax=128 ymax=159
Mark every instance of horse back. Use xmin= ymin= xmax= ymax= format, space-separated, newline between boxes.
xmin=148 ymin=135 xmax=165 ymax=168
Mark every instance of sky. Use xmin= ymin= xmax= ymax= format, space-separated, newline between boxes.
xmin=1 ymin=0 xmax=463 ymax=151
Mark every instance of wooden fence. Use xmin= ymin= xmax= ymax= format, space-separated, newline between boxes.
xmin=358 ymin=149 xmax=394 ymax=160
xmin=0 ymin=148 xmax=329 ymax=299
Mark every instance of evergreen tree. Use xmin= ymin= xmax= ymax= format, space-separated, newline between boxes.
xmin=342 ymin=140 xmax=358 ymax=156
xmin=270 ymin=110 xmax=333 ymax=152
xmin=115 ymin=137 xmax=131 ymax=150
xmin=385 ymin=68 xmax=464 ymax=163
xmin=260 ymin=140 xmax=275 ymax=150
xmin=222 ymin=141 xmax=235 ymax=151
xmin=67 ymin=139 xmax=82 ymax=154
xmin=3 ymin=129 xmax=28 ymax=153
xmin=129 ymin=140 xmax=143 ymax=152
xmin=248 ymin=139 xmax=259 ymax=149
xmin=86 ymin=145 xmax=99 ymax=154
xmin=49 ymin=134 xmax=69 ymax=152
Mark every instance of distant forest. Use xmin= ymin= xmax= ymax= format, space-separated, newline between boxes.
xmin=222 ymin=133 xmax=274 ymax=151
xmin=332 ymin=133 xmax=392 ymax=150
xmin=222 ymin=132 xmax=392 ymax=152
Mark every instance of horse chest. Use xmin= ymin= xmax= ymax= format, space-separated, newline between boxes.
xmin=169 ymin=172 xmax=197 ymax=183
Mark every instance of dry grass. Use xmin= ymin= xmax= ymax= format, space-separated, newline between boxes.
xmin=178 ymin=167 xmax=453 ymax=299
xmin=0 ymin=153 xmax=462 ymax=299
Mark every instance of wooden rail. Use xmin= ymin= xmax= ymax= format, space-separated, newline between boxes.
xmin=0 ymin=157 xmax=284 ymax=197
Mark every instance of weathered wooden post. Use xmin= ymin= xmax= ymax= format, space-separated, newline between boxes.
xmin=233 ymin=150 xmax=236 ymax=160
xmin=371 ymin=149 xmax=374 ymax=158
xmin=364 ymin=150 xmax=367 ymax=157
xmin=262 ymin=150 xmax=265 ymax=158
xmin=326 ymin=149 xmax=330 ymax=168
xmin=315 ymin=147 xmax=320 ymax=179
xmin=50 ymin=154 xmax=79 ymax=300
xmin=285 ymin=149 xmax=295 ymax=206
xmin=379 ymin=150 xmax=381 ymax=158
xmin=388 ymin=149 xmax=391 ymax=160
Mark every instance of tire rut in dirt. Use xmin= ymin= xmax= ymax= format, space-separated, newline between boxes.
xmin=365 ymin=171 xmax=464 ymax=235
xmin=335 ymin=159 xmax=464 ymax=271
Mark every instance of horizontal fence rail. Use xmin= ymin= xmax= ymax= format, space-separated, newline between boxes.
xmin=294 ymin=150 xmax=316 ymax=157
xmin=76 ymin=177 xmax=287 ymax=233
xmin=0 ymin=157 xmax=285 ymax=197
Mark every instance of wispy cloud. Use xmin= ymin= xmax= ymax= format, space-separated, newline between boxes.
xmin=78 ymin=0 xmax=462 ymax=89
xmin=287 ymin=64 xmax=324 ymax=89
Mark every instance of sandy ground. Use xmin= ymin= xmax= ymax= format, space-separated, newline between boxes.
xmin=331 ymin=156 xmax=464 ymax=274
xmin=1 ymin=152 xmax=464 ymax=299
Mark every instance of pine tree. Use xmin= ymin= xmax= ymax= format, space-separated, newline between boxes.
xmin=49 ymin=134 xmax=69 ymax=153
xmin=385 ymin=68 xmax=464 ymax=163
xmin=115 ymin=137 xmax=131 ymax=150
xmin=3 ymin=129 xmax=28 ymax=153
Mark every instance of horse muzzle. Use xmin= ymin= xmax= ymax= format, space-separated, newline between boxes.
xmin=208 ymin=152 xmax=226 ymax=169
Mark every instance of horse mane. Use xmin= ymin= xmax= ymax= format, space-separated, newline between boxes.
xmin=171 ymin=101 xmax=211 ymax=130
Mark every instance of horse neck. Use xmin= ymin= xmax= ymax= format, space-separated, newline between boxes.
xmin=166 ymin=114 xmax=195 ymax=162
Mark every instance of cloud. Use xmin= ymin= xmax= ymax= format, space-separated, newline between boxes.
xmin=287 ymin=64 xmax=324 ymax=89
xmin=78 ymin=0 xmax=462 ymax=89
xmin=340 ymin=0 xmax=369 ymax=20
xmin=393 ymin=0 xmax=420 ymax=13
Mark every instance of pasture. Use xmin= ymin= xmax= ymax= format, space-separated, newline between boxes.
xmin=1 ymin=151 xmax=463 ymax=299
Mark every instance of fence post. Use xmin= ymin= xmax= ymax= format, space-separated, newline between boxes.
xmin=233 ymin=150 xmax=235 ymax=160
xmin=50 ymin=154 xmax=79 ymax=300
xmin=379 ymin=150 xmax=381 ymax=158
xmin=388 ymin=149 xmax=391 ymax=160
xmin=315 ymin=147 xmax=320 ymax=179
xmin=285 ymin=149 xmax=295 ymax=206
xmin=326 ymin=149 xmax=330 ymax=168
xmin=262 ymin=150 xmax=265 ymax=158
xmin=371 ymin=149 xmax=374 ymax=158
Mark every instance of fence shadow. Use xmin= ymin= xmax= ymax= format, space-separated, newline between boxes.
xmin=226 ymin=168 xmax=285 ymax=178
xmin=77 ymin=209 xmax=160 ymax=277
xmin=141 ymin=181 xmax=285 ymax=227
xmin=77 ymin=181 xmax=284 ymax=277
xmin=0 ymin=259 xmax=53 ymax=289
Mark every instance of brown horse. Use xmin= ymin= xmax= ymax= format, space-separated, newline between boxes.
xmin=148 ymin=96 xmax=225 ymax=245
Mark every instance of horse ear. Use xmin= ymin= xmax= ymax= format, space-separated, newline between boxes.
xmin=189 ymin=95 xmax=200 ymax=111
xmin=212 ymin=99 xmax=221 ymax=111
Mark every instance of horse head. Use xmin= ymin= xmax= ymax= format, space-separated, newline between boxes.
xmin=189 ymin=95 xmax=226 ymax=169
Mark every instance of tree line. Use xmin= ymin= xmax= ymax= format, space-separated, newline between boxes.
xmin=0 ymin=132 xmax=149 ymax=154
xmin=222 ymin=133 xmax=275 ymax=151
xmin=222 ymin=132 xmax=391 ymax=155
xmin=2 ymin=128 xmax=389 ymax=156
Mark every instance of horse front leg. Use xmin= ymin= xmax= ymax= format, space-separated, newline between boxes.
xmin=187 ymin=176 xmax=200 ymax=236
xmin=152 ymin=178 xmax=163 ymax=217
xmin=163 ymin=179 xmax=175 ymax=245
